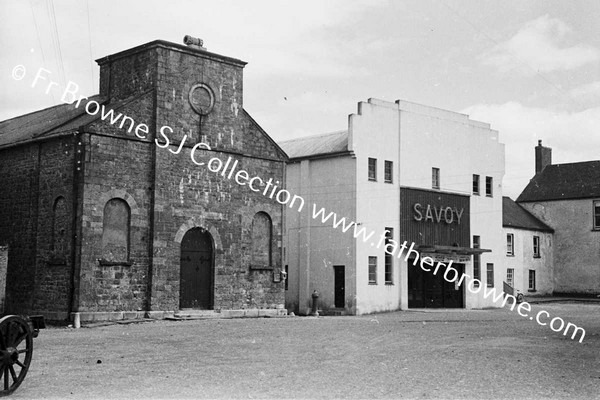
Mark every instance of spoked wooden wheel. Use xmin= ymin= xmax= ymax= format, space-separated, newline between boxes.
xmin=0 ymin=316 xmax=33 ymax=396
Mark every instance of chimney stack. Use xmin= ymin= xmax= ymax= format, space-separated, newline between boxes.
xmin=535 ymin=140 xmax=552 ymax=174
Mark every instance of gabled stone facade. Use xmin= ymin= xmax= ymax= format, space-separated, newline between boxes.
xmin=0 ymin=39 xmax=288 ymax=321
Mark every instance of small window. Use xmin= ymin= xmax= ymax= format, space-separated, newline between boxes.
xmin=533 ymin=235 xmax=540 ymax=258
xmin=486 ymin=263 xmax=494 ymax=287
xmin=368 ymin=158 xmax=377 ymax=181
xmin=368 ymin=256 xmax=377 ymax=284
xmin=284 ymin=265 xmax=288 ymax=291
xmin=506 ymin=268 xmax=514 ymax=287
xmin=473 ymin=235 xmax=480 ymax=286
xmin=384 ymin=160 xmax=393 ymax=183
xmin=506 ymin=233 xmax=514 ymax=256
xmin=528 ymin=270 xmax=536 ymax=291
xmin=473 ymin=174 xmax=480 ymax=195
xmin=485 ymin=176 xmax=493 ymax=197
xmin=384 ymin=228 xmax=393 ymax=284
xmin=594 ymin=201 xmax=600 ymax=230
xmin=432 ymin=167 xmax=440 ymax=189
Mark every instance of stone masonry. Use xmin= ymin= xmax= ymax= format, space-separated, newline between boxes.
xmin=0 ymin=39 xmax=288 ymax=321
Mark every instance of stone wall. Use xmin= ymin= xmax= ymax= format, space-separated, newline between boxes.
xmin=0 ymin=245 xmax=7 ymax=313
xmin=82 ymin=41 xmax=287 ymax=313
xmin=0 ymin=136 xmax=75 ymax=315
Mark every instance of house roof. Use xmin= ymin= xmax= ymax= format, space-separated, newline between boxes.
xmin=0 ymin=95 xmax=106 ymax=149
xmin=278 ymin=130 xmax=350 ymax=160
xmin=503 ymin=196 xmax=553 ymax=232
xmin=517 ymin=161 xmax=600 ymax=202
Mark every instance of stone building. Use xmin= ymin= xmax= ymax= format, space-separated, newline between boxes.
xmin=0 ymin=38 xmax=288 ymax=321
xmin=281 ymin=98 xmax=505 ymax=315
xmin=516 ymin=141 xmax=600 ymax=296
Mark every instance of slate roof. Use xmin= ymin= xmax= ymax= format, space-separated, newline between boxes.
xmin=517 ymin=161 xmax=600 ymax=202
xmin=503 ymin=196 xmax=554 ymax=232
xmin=279 ymin=130 xmax=350 ymax=160
xmin=0 ymin=95 xmax=105 ymax=149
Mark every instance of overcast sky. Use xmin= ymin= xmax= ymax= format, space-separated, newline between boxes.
xmin=1 ymin=0 xmax=599 ymax=198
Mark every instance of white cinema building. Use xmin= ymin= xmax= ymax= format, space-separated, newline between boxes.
xmin=281 ymin=98 xmax=505 ymax=315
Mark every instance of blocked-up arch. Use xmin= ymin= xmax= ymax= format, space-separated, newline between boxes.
xmin=251 ymin=212 xmax=272 ymax=268
xmin=52 ymin=196 xmax=69 ymax=254
xmin=101 ymin=198 xmax=130 ymax=262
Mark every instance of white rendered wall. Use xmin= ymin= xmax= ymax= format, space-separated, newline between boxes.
xmin=521 ymin=199 xmax=600 ymax=294
xmin=284 ymin=156 xmax=357 ymax=315
xmin=348 ymin=99 xmax=403 ymax=314
xmin=503 ymin=228 xmax=554 ymax=296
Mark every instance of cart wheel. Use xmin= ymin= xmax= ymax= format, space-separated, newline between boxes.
xmin=0 ymin=316 xmax=33 ymax=396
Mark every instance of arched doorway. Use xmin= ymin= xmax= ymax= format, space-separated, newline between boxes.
xmin=180 ymin=228 xmax=213 ymax=309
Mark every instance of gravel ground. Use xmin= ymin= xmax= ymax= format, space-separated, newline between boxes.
xmin=12 ymin=302 xmax=600 ymax=399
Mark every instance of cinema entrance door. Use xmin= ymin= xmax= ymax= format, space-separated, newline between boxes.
xmin=408 ymin=260 xmax=464 ymax=308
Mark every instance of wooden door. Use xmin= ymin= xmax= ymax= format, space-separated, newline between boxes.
xmin=334 ymin=265 xmax=345 ymax=308
xmin=180 ymin=228 xmax=213 ymax=309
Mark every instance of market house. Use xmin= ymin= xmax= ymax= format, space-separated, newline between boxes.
xmin=0 ymin=38 xmax=288 ymax=322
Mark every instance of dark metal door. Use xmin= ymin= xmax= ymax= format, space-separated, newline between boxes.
xmin=334 ymin=265 xmax=345 ymax=308
xmin=408 ymin=260 xmax=464 ymax=308
xmin=180 ymin=228 xmax=213 ymax=309
xmin=442 ymin=263 xmax=464 ymax=308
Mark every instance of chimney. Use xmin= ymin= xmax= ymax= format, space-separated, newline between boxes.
xmin=535 ymin=140 xmax=552 ymax=174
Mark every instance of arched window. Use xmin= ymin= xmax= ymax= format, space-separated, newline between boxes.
xmin=101 ymin=198 xmax=130 ymax=262
xmin=251 ymin=212 xmax=272 ymax=268
xmin=52 ymin=196 xmax=69 ymax=254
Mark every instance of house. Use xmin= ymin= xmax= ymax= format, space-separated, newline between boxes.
xmin=281 ymin=98 xmax=505 ymax=315
xmin=517 ymin=141 xmax=600 ymax=296
xmin=0 ymin=38 xmax=288 ymax=321
xmin=502 ymin=196 xmax=554 ymax=296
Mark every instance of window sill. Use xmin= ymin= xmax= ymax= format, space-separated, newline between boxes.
xmin=486 ymin=195 xmax=493 ymax=198
xmin=385 ymin=282 xmax=394 ymax=285
xmin=533 ymin=255 xmax=541 ymax=259
xmin=528 ymin=289 xmax=537 ymax=293
xmin=506 ymin=254 xmax=514 ymax=257
xmin=368 ymin=282 xmax=377 ymax=285
xmin=487 ymin=284 xmax=494 ymax=288
xmin=98 ymin=259 xmax=132 ymax=267
xmin=249 ymin=264 xmax=274 ymax=271
xmin=368 ymin=179 xmax=377 ymax=182
xmin=473 ymin=193 xmax=480 ymax=196
xmin=384 ymin=181 xmax=393 ymax=184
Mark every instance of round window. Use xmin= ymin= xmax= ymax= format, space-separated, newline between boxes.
xmin=188 ymin=83 xmax=215 ymax=116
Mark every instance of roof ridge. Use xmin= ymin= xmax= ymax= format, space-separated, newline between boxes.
xmin=547 ymin=160 xmax=600 ymax=167
xmin=279 ymin=129 xmax=347 ymax=144
xmin=0 ymin=94 xmax=102 ymax=127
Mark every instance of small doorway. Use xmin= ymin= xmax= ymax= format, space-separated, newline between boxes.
xmin=180 ymin=228 xmax=213 ymax=309
xmin=408 ymin=260 xmax=464 ymax=308
xmin=333 ymin=265 xmax=345 ymax=308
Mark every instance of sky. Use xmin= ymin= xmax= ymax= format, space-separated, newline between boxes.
xmin=1 ymin=0 xmax=599 ymax=198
